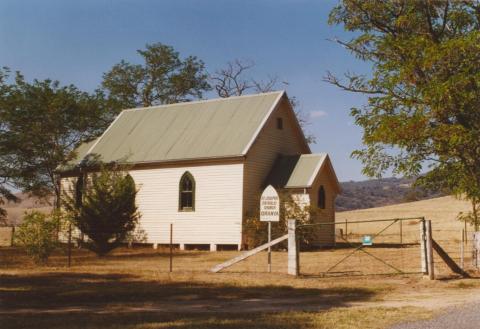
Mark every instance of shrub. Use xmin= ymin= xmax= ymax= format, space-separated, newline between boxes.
xmin=243 ymin=192 xmax=316 ymax=249
xmin=15 ymin=211 xmax=60 ymax=264
xmin=63 ymin=165 xmax=140 ymax=256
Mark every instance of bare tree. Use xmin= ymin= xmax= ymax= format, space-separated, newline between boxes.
xmin=251 ymin=75 xmax=279 ymax=93
xmin=210 ymin=59 xmax=279 ymax=97
xmin=211 ymin=59 xmax=253 ymax=97
xmin=211 ymin=59 xmax=316 ymax=144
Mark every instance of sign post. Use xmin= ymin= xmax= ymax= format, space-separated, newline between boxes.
xmin=260 ymin=185 xmax=280 ymax=272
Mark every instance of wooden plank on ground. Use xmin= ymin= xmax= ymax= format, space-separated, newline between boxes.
xmin=432 ymin=239 xmax=470 ymax=277
xmin=211 ymin=234 xmax=288 ymax=273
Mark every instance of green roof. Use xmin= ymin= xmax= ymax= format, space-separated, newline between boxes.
xmin=266 ymin=154 xmax=328 ymax=188
xmin=67 ymin=91 xmax=285 ymax=167
xmin=61 ymin=139 xmax=98 ymax=171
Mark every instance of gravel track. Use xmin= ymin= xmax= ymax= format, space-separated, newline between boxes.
xmin=390 ymin=302 xmax=480 ymax=329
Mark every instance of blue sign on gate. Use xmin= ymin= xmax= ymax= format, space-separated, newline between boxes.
xmin=362 ymin=235 xmax=373 ymax=246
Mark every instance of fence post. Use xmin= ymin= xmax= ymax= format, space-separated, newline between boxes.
xmin=425 ymin=220 xmax=435 ymax=280
xmin=169 ymin=223 xmax=173 ymax=273
xmin=474 ymin=232 xmax=480 ymax=269
xmin=400 ymin=219 xmax=403 ymax=246
xmin=420 ymin=221 xmax=427 ymax=274
xmin=465 ymin=221 xmax=468 ymax=244
xmin=460 ymin=229 xmax=465 ymax=270
xmin=10 ymin=226 xmax=15 ymax=247
xmin=67 ymin=223 xmax=72 ymax=268
xmin=287 ymin=219 xmax=299 ymax=276
xmin=267 ymin=221 xmax=272 ymax=273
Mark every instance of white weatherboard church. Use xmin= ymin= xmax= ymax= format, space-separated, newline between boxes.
xmin=59 ymin=91 xmax=340 ymax=251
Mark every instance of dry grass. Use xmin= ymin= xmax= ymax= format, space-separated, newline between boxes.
xmin=336 ymin=196 xmax=472 ymax=240
xmin=335 ymin=196 xmax=478 ymax=277
xmin=2 ymin=246 xmax=479 ymax=329
xmin=0 ymin=247 xmax=440 ymax=329
xmin=1 ymin=306 xmax=432 ymax=329
xmin=1 ymin=195 xmax=479 ymax=328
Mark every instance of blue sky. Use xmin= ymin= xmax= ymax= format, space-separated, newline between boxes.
xmin=0 ymin=0 xmax=373 ymax=181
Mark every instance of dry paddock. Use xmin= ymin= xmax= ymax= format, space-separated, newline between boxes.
xmin=1 ymin=246 xmax=480 ymax=329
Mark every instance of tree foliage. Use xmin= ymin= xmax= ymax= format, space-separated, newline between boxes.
xmin=102 ymin=43 xmax=211 ymax=109
xmin=63 ymin=165 xmax=140 ymax=256
xmin=0 ymin=69 xmax=110 ymax=204
xmin=327 ymin=0 xmax=480 ymax=225
xmin=15 ymin=211 xmax=60 ymax=264
xmin=0 ymin=68 xmax=19 ymax=222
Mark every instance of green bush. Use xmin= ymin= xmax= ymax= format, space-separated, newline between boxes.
xmin=243 ymin=192 xmax=317 ymax=249
xmin=15 ymin=211 xmax=60 ymax=264
xmin=63 ymin=165 xmax=141 ymax=256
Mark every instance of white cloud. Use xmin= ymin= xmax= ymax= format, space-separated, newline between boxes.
xmin=310 ymin=110 xmax=328 ymax=119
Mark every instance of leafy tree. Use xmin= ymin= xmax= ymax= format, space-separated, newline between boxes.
xmin=15 ymin=211 xmax=60 ymax=264
xmin=0 ymin=147 xmax=18 ymax=226
xmin=0 ymin=67 xmax=19 ymax=222
xmin=0 ymin=70 xmax=109 ymax=205
xmin=326 ymin=1 xmax=480 ymax=223
xmin=102 ymin=43 xmax=210 ymax=109
xmin=63 ymin=165 xmax=140 ymax=256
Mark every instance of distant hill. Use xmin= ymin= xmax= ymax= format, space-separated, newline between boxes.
xmin=336 ymin=177 xmax=445 ymax=212
xmin=3 ymin=193 xmax=52 ymax=225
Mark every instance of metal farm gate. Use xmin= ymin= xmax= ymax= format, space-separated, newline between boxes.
xmin=210 ymin=217 xmax=475 ymax=278
xmin=296 ymin=217 xmax=428 ymax=277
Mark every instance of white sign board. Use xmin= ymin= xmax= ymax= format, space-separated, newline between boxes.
xmin=260 ymin=185 xmax=280 ymax=222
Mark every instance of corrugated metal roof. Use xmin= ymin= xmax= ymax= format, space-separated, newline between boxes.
xmin=71 ymin=91 xmax=284 ymax=166
xmin=266 ymin=154 xmax=327 ymax=188
xmin=60 ymin=138 xmax=98 ymax=171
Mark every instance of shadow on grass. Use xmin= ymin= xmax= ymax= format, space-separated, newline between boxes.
xmin=2 ymin=312 xmax=324 ymax=329
xmin=0 ymin=271 xmax=377 ymax=329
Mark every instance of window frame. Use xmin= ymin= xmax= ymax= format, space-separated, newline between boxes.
xmin=318 ymin=185 xmax=326 ymax=209
xmin=276 ymin=117 xmax=283 ymax=130
xmin=178 ymin=171 xmax=195 ymax=212
xmin=75 ymin=174 xmax=85 ymax=208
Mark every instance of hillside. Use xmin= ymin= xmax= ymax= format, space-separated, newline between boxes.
xmin=336 ymin=195 xmax=471 ymax=238
xmin=3 ymin=193 xmax=51 ymax=225
xmin=336 ymin=177 xmax=444 ymax=211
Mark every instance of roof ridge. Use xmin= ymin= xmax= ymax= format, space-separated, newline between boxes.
xmin=300 ymin=153 xmax=327 ymax=157
xmin=121 ymin=90 xmax=285 ymax=113
xmin=278 ymin=153 xmax=326 ymax=158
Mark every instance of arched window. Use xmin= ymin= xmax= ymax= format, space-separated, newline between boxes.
xmin=75 ymin=174 xmax=84 ymax=208
xmin=318 ymin=185 xmax=326 ymax=209
xmin=179 ymin=172 xmax=195 ymax=211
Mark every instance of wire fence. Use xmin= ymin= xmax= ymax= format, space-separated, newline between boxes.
xmin=430 ymin=228 xmax=476 ymax=276
xmin=296 ymin=217 xmax=426 ymax=277
xmin=2 ymin=219 xmax=479 ymax=278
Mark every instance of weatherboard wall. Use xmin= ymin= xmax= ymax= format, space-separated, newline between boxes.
xmin=60 ymin=162 xmax=244 ymax=247
xmin=308 ymin=163 xmax=337 ymax=245
xmin=128 ymin=162 xmax=244 ymax=246
xmin=243 ymin=97 xmax=310 ymax=219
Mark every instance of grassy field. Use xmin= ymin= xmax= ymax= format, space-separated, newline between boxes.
xmin=1 ymin=196 xmax=479 ymax=328
xmin=2 ymin=246 xmax=480 ymax=329
xmin=335 ymin=196 xmax=477 ymax=276
xmin=336 ymin=195 xmax=472 ymax=240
